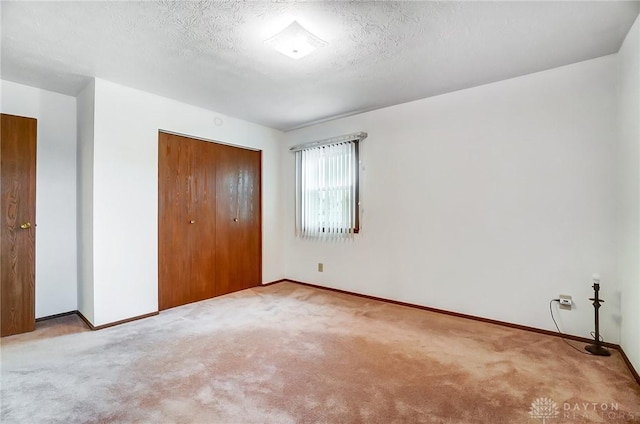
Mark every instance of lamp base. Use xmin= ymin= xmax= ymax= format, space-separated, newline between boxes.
xmin=585 ymin=344 xmax=611 ymax=356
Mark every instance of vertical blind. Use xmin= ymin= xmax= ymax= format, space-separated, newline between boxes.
xmin=295 ymin=140 xmax=359 ymax=240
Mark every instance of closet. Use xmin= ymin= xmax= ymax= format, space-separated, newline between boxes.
xmin=158 ymin=132 xmax=261 ymax=310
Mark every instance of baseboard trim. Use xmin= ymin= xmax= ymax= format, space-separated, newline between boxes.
xmin=261 ymin=279 xmax=287 ymax=287
xmin=76 ymin=311 xmax=159 ymax=331
xmin=618 ymin=345 xmax=640 ymax=386
xmin=36 ymin=310 xmax=78 ymax=322
xmin=276 ymin=279 xmax=640 ymax=386
xmin=75 ymin=311 xmax=93 ymax=329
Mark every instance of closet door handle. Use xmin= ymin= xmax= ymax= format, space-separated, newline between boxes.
xmin=189 ymin=220 xmax=196 ymax=224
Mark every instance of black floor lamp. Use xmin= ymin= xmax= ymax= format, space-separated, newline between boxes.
xmin=585 ymin=274 xmax=611 ymax=356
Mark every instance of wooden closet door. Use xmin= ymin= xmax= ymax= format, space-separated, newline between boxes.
xmin=188 ymin=139 xmax=217 ymax=303
xmin=159 ymin=132 xmax=261 ymax=309
xmin=1 ymin=114 xmax=37 ymax=336
xmin=159 ymin=133 xmax=192 ymax=310
xmin=159 ymin=133 xmax=217 ymax=310
xmin=215 ymin=144 xmax=261 ymax=295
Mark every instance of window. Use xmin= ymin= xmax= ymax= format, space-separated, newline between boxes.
xmin=293 ymin=132 xmax=366 ymax=240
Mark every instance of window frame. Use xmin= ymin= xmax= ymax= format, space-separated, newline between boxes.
xmin=292 ymin=133 xmax=366 ymax=239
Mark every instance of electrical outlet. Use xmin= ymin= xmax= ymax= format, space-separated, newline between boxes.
xmin=318 ymin=263 xmax=323 ymax=272
xmin=559 ymin=294 xmax=572 ymax=310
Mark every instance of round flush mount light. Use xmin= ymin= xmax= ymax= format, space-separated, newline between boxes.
xmin=264 ymin=20 xmax=327 ymax=60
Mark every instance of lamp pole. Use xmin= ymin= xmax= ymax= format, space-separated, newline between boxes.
xmin=585 ymin=277 xmax=610 ymax=357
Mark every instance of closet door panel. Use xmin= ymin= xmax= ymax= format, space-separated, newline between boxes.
xmin=158 ymin=133 xmax=193 ymax=310
xmin=215 ymin=145 xmax=261 ymax=295
xmin=189 ymin=140 xmax=217 ymax=303
xmin=237 ymin=148 xmax=261 ymax=291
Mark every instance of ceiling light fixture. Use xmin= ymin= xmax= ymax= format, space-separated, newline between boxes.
xmin=264 ymin=21 xmax=327 ymax=60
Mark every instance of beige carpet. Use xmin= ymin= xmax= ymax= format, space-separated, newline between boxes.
xmin=1 ymin=281 xmax=638 ymax=423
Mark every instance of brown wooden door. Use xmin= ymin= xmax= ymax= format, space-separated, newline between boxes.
xmin=158 ymin=132 xmax=261 ymax=310
xmin=158 ymin=133 xmax=217 ymax=310
xmin=1 ymin=114 xmax=37 ymax=337
xmin=188 ymin=139 xmax=217 ymax=303
xmin=215 ymin=144 xmax=261 ymax=296
xmin=158 ymin=133 xmax=192 ymax=310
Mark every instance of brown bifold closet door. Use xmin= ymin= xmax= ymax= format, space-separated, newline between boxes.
xmin=1 ymin=114 xmax=37 ymax=337
xmin=158 ymin=133 xmax=217 ymax=310
xmin=214 ymin=144 xmax=261 ymax=296
xmin=158 ymin=132 xmax=261 ymax=311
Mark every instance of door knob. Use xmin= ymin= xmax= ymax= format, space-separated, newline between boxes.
xmin=189 ymin=220 xmax=196 ymax=224
xmin=20 ymin=222 xmax=31 ymax=229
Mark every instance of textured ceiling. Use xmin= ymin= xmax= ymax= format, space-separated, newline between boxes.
xmin=2 ymin=1 xmax=638 ymax=131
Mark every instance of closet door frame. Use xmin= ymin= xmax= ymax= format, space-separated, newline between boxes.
xmin=157 ymin=130 xmax=262 ymax=310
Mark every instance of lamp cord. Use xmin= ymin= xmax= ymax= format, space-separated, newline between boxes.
xmin=549 ymin=299 xmax=594 ymax=355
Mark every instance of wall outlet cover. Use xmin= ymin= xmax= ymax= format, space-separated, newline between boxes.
xmin=559 ymin=294 xmax=572 ymax=310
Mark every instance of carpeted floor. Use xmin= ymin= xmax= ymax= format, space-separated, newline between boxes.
xmin=1 ymin=281 xmax=638 ymax=423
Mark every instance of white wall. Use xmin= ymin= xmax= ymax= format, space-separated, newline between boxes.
xmin=1 ymin=80 xmax=78 ymax=318
xmin=617 ymin=16 xmax=640 ymax=372
xmin=282 ymin=56 xmax=620 ymax=342
xmin=76 ymin=80 xmax=95 ymax=323
xmin=84 ymin=78 xmax=284 ymax=327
